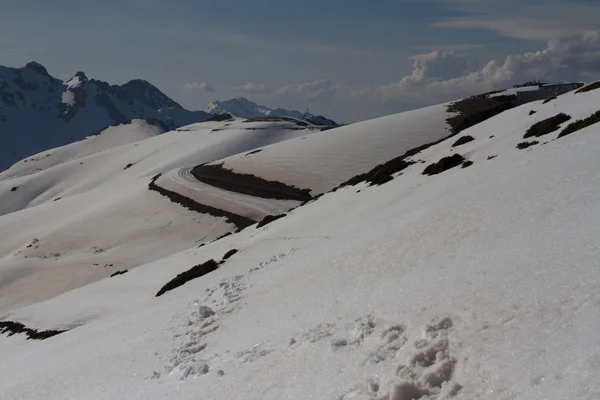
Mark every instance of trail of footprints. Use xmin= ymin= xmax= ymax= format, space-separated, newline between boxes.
xmin=338 ymin=315 xmax=462 ymax=400
xmin=151 ymin=250 xmax=296 ymax=381
xmin=151 ymin=248 xmax=461 ymax=399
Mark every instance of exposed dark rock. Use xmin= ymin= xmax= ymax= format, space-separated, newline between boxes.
xmin=516 ymin=141 xmax=539 ymax=149
xmin=0 ymin=320 xmax=67 ymax=340
xmin=13 ymin=72 xmax=40 ymax=91
xmin=245 ymin=149 xmax=262 ymax=156
xmin=423 ymin=154 xmax=465 ymax=176
xmin=461 ymin=160 xmax=474 ymax=168
xmin=524 ymin=113 xmax=571 ymax=138
xmin=558 ymin=110 xmax=600 ymax=138
xmin=243 ymin=116 xmax=308 ymax=126
xmin=257 ymin=214 xmax=286 ymax=229
xmin=95 ymin=92 xmax=128 ymax=124
xmin=221 ymin=249 xmax=239 ymax=263
xmin=529 ymin=110 xmax=537 ymax=116
xmin=332 ymin=92 xmax=517 ymax=191
xmin=575 ymin=81 xmax=600 ymax=94
xmin=148 ymin=174 xmax=254 ymax=230
xmin=446 ymin=94 xmax=517 ymax=135
xmin=451 ymin=135 xmax=475 ymax=148
xmin=335 ymin=132 xmax=466 ymax=189
xmin=156 ymin=259 xmax=219 ymax=297
xmin=215 ymin=232 xmax=233 ymax=241
xmin=542 ymin=97 xmax=557 ymax=104
xmin=487 ymin=155 xmax=498 ymax=160
xmin=10 ymin=186 xmax=18 ymax=192
xmin=206 ymin=113 xmax=233 ymax=122
xmin=119 ymin=79 xmax=183 ymax=110
xmin=110 ymin=270 xmax=129 ymax=277
xmin=124 ymin=163 xmax=133 ymax=170
xmin=25 ymin=61 xmax=50 ymax=77
xmin=191 ymin=163 xmax=313 ymax=202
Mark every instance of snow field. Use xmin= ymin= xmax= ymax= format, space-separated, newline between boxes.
xmin=1 ymin=86 xmax=600 ymax=399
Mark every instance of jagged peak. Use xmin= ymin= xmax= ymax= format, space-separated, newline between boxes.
xmin=24 ymin=61 xmax=50 ymax=77
xmin=119 ymin=79 xmax=183 ymax=109
xmin=74 ymin=71 xmax=88 ymax=80
xmin=122 ymin=79 xmax=156 ymax=89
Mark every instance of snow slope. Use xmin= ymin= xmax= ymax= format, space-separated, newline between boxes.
xmin=2 ymin=87 xmax=600 ymax=399
xmin=0 ymin=118 xmax=322 ymax=312
xmin=208 ymin=103 xmax=452 ymax=194
xmin=0 ymin=119 xmax=167 ymax=179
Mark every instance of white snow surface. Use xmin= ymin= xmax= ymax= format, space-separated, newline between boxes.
xmin=2 ymin=88 xmax=600 ymax=399
xmin=0 ymin=119 xmax=165 ymax=180
xmin=212 ymin=103 xmax=452 ymax=193
xmin=0 ymin=118 xmax=320 ymax=312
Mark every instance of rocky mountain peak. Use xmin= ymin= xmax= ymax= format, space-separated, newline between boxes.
xmin=120 ymin=79 xmax=182 ymax=110
xmin=74 ymin=71 xmax=88 ymax=80
xmin=24 ymin=61 xmax=50 ymax=77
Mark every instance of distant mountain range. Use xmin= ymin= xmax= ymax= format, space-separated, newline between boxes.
xmin=203 ymin=97 xmax=338 ymax=126
xmin=0 ymin=62 xmax=337 ymax=171
xmin=0 ymin=62 xmax=213 ymax=171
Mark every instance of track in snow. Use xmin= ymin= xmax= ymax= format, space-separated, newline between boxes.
xmin=162 ymin=167 xmax=301 ymax=220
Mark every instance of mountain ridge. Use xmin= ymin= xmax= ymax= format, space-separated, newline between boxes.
xmin=0 ymin=61 xmax=212 ymax=171
xmin=0 ymin=62 xmax=339 ymax=172
xmin=204 ymin=96 xmax=338 ymax=126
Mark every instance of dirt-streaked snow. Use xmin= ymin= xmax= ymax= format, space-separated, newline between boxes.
xmin=1 ymin=88 xmax=600 ymax=399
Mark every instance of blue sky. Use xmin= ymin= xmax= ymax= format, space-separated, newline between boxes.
xmin=1 ymin=0 xmax=599 ymax=122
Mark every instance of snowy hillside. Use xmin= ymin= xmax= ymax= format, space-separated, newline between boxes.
xmin=2 ymin=82 xmax=600 ymax=399
xmin=198 ymin=103 xmax=452 ymax=194
xmin=0 ymin=62 xmax=212 ymax=172
xmin=204 ymin=96 xmax=338 ymax=125
xmin=0 ymin=119 xmax=167 ymax=179
xmin=0 ymin=117 xmax=323 ymax=311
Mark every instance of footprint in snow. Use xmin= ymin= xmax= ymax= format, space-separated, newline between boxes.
xmin=341 ymin=315 xmax=462 ymax=400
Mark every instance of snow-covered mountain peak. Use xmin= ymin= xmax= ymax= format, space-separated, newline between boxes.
xmin=64 ymin=72 xmax=88 ymax=89
xmin=0 ymin=63 xmax=213 ymax=172
xmin=203 ymin=96 xmax=338 ymax=125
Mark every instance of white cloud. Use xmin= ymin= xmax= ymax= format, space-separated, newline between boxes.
xmin=354 ymin=32 xmax=600 ymax=104
xmin=235 ymin=82 xmax=272 ymax=94
xmin=275 ymin=80 xmax=341 ymax=100
xmin=411 ymin=44 xmax=485 ymax=51
xmin=184 ymin=82 xmax=215 ymax=92
xmin=432 ymin=0 xmax=600 ymax=41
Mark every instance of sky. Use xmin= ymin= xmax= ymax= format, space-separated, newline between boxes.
xmin=1 ymin=0 xmax=599 ymax=122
